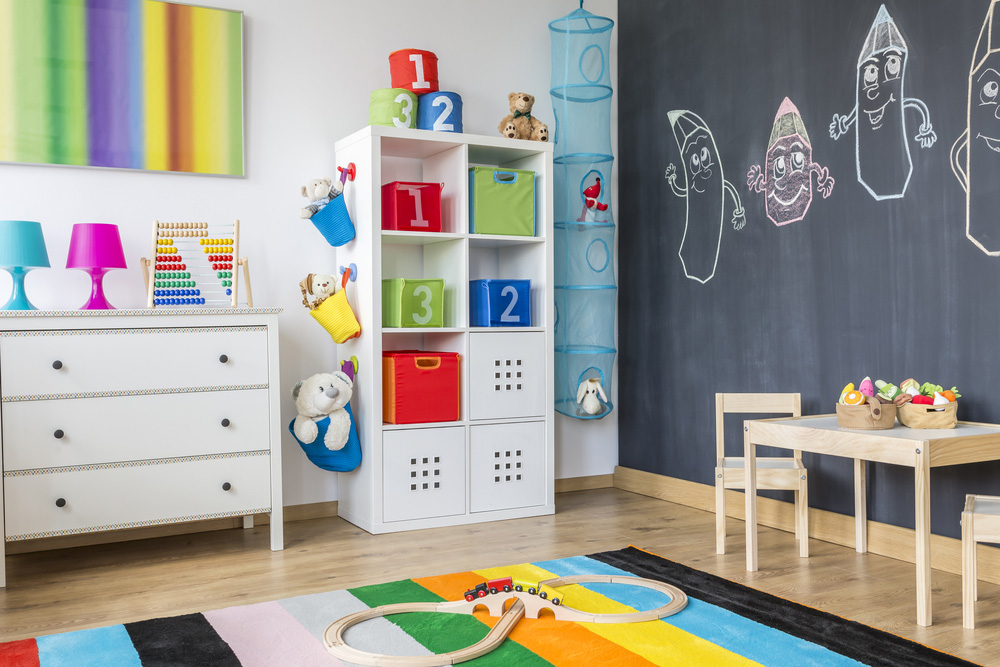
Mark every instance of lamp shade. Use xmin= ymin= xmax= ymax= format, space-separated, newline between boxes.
xmin=66 ymin=223 xmax=127 ymax=270
xmin=0 ymin=220 xmax=50 ymax=268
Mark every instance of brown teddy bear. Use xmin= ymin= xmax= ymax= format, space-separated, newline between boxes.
xmin=498 ymin=92 xmax=548 ymax=141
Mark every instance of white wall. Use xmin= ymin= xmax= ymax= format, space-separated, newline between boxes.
xmin=0 ymin=0 xmax=618 ymax=506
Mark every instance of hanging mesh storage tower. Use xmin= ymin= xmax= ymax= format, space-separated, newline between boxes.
xmin=550 ymin=3 xmax=616 ymax=419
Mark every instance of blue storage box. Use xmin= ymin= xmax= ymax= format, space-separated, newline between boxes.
xmin=469 ymin=279 xmax=531 ymax=327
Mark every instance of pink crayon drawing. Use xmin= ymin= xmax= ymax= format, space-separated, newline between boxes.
xmin=747 ymin=97 xmax=834 ymax=226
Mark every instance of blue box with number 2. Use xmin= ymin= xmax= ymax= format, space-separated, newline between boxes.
xmin=469 ymin=279 xmax=531 ymax=327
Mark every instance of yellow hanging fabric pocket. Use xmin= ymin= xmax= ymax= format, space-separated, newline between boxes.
xmin=310 ymin=268 xmax=361 ymax=343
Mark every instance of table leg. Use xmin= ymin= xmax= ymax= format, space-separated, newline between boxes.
xmin=745 ymin=422 xmax=758 ymax=572
xmin=854 ymin=459 xmax=867 ymax=553
xmin=915 ymin=444 xmax=931 ymax=626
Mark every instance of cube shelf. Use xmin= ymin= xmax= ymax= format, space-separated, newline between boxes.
xmin=331 ymin=126 xmax=554 ymax=534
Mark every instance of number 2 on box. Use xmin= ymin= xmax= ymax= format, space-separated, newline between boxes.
xmin=500 ymin=285 xmax=520 ymax=323
xmin=412 ymin=285 xmax=433 ymax=325
xmin=431 ymin=95 xmax=454 ymax=132
xmin=408 ymin=188 xmax=429 ymax=228
xmin=410 ymin=53 xmax=430 ymax=90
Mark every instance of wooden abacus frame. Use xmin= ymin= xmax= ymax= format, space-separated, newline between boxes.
xmin=140 ymin=219 xmax=253 ymax=308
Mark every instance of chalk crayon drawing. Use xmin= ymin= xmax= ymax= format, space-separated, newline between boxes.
xmin=665 ymin=110 xmax=746 ymax=284
xmin=951 ymin=0 xmax=1000 ymax=256
xmin=747 ymin=97 xmax=835 ymax=226
xmin=829 ymin=4 xmax=936 ymax=201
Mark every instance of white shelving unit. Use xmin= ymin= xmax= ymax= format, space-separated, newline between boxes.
xmin=333 ymin=125 xmax=554 ymax=534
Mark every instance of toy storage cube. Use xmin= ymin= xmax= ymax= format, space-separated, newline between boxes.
xmin=469 ymin=167 xmax=535 ymax=236
xmin=369 ymin=88 xmax=418 ymax=129
xmin=382 ymin=278 xmax=445 ymax=328
xmin=469 ymin=279 xmax=531 ymax=327
xmin=417 ymin=91 xmax=463 ymax=133
xmin=383 ymin=350 xmax=461 ymax=424
xmin=469 ymin=332 xmax=545 ymax=420
xmin=470 ymin=422 xmax=546 ymax=513
xmin=382 ymin=182 xmax=443 ymax=232
xmin=383 ymin=426 xmax=465 ymax=523
xmin=388 ymin=48 xmax=439 ymax=93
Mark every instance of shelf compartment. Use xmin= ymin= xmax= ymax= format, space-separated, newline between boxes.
xmin=382 ymin=426 xmax=465 ymax=523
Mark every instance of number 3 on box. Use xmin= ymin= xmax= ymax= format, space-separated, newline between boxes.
xmin=412 ymin=285 xmax=433 ymax=325
xmin=393 ymin=93 xmax=413 ymax=128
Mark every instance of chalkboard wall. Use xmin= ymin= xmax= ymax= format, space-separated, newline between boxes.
xmin=619 ymin=0 xmax=1000 ymax=539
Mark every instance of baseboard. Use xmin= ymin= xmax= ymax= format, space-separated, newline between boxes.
xmin=612 ymin=465 xmax=1000 ymax=585
xmin=6 ymin=501 xmax=339 ymax=555
xmin=555 ymin=474 xmax=614 ymax=494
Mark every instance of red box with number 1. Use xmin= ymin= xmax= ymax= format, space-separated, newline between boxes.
xmin=382 ymin=181 xmax=444 ymax=232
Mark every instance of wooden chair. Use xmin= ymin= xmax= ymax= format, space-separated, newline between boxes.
xmin=962 ymin=494 xmax=1000 ymax=629
xmin=715 ymin=393 xmax=807 ymax=556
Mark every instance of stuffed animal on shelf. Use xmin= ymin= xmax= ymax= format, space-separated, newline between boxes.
xmin=299 ymin=175 xmax=345 ymax=219
xmin=498 ymin=92 xmax=548 ymax=142
xmin=299 ymin=273 xmax=337 ymax=310
xmin=577 ymin=378 xmax=607 ymax=415
xmin=291 ymin=371 xmax=354 ymax=451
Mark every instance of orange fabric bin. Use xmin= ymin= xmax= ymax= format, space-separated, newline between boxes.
xmin=383 ymin=351 xmax=461 ymax=424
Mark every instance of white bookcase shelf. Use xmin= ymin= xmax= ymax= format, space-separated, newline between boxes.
xmin=333 ymin=125 xmax=554 ymax=534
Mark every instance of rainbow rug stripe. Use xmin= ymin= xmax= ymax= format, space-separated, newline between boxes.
xmin=0 ymin=547 xmax=978 ymax=666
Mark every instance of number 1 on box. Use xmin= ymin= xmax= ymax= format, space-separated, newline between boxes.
xmin=409 ymin=188 xmax=429 ymax=228
xmin=409 ymin=53 xmax=430 ymax=90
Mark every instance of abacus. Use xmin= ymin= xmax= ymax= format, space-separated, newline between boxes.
xmin=140 ymin=219 xmax=253 ymax=308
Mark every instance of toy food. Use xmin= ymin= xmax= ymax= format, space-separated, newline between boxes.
xmin=843 ymin=390 xmax=866 ymax=405
xmin=859 ymin=377 xmax=875 ymax=397
xmin=912 ymin=395 xmax=933 ymax=405
xmin=839 ymin=383 xmax=855 ymax=404
xmin=893 ymin=393 xmax=913 ymax=406
xmin=900 ymin=378 xmax=920 ymax=395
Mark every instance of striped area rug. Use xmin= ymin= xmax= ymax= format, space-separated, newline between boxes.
xmin=0 ymin=546 xmax=979 ymax=666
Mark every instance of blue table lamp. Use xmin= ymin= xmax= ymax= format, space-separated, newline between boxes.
xmin=0 ymin=220 xmax=50 ymax=310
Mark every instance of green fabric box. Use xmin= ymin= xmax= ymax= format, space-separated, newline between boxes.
xmin=468 ymin=167 xmax=535 ymax=236
xmin=382 ymin=278 xmax=445 ymax=327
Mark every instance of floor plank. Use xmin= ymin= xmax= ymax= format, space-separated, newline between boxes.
xmin=0 ymin=488 xmax=996 ymax=664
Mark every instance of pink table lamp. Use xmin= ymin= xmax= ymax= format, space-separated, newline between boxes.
xmin=66 ymin=223 xmax=127 ymax=310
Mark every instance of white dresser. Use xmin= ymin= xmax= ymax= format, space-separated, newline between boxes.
xmin=0 ymin=308 xmax=283 ymax=586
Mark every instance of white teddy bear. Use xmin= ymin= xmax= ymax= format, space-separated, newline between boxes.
xmin=299 ymin=177 xmax=344 ymax=219
xmin=298 ymin=272 xmax=337 ymax=310
xmin=291 ymin=371 xmax=353 ymax=451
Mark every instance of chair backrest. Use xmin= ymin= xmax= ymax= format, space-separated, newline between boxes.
xmin=715 ymin=392 xmax=802 ymax=460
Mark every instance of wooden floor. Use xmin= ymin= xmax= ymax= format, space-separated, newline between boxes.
xmin=1 ymin=487 xmax=998 ymax=665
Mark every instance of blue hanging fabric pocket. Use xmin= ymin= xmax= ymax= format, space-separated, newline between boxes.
xmin=310 ymin=195 xmax=355 ymax=247
xmin=288 ymin=402 xmax=361 ymax=472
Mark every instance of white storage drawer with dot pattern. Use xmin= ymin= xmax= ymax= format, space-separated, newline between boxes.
xmin=470 ymin=422 xmax=546 ymax=513
xmin=382 ymin=426 xmax=466 ymax=523
xmin=468 ymin=332 xmax=546 ymax=420
xmin=0 ymin=309 xmax=283 ymax=588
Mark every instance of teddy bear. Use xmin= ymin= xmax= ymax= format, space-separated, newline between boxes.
xmin=299 ymin=177 xmax=344 ymax=219
xmin=298 ymin=272 xmax=337 ymax=309
xmin=498 ymin=92 xmax=548 ymax=142
xmin=291 ymin=371 xmax=354 ymax=451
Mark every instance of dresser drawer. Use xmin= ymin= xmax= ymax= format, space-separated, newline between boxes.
xmin=0 ymin=327 xmax=268 ymax=397
xmin=4 ymin=454 xmax=271 ymax=540
xmin=2 ymin=389 xmax=270 ymax=470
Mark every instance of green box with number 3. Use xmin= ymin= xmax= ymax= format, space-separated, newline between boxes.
xmin=382 ymin=278 xmax=445 ymax=327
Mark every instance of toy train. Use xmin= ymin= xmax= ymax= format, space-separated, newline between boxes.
xmin=462 ymin=576 xmax=562 ymax=605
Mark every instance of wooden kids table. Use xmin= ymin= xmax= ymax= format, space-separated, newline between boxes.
xmin=743 ymin=415 xmax=1000 ymax=627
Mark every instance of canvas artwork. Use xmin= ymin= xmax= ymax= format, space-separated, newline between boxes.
xmin=0 ymin=0 xmax=244 ymax=176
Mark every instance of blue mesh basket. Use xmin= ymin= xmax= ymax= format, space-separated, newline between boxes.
xmin=550 ymin=4 xmax=617 ymax=419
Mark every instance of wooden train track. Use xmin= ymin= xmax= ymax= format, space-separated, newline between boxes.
xmin=323 ymin=574 xmax=688 ymax=666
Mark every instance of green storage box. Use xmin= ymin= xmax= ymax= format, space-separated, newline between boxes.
xmin=382 ymin=278 xmax=445 ymax=327
xmin=468 ymin=167 xmax=535 ymax=236
xmin=369 ymin=88 xmax=418 ymax=128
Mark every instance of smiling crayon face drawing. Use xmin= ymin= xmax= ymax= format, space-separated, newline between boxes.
xmin=748 ymin=98 xmax=834 ymax=226
xmin=665 ymin=110 xmax=746 ymax=284
xmin=829 ymin=4 xmax=936 ymax=201
xmin=952 ymin=0 xmax=1000 ymax=255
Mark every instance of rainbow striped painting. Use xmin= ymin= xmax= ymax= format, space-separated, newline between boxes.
xmin=0 ymin=0 xmax=244 ymax=176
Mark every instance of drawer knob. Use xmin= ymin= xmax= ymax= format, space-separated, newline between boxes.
xmin=53 ymin=429 xmax=64 ymax=439
xmin=222 ymin=482 xmax=232 ymax=491
xmin=219 ymin=354 xmax=229 ymax=364
xmin=221 ymin=418 xmax=231 ymax=427
xmin=55 ymin=498 xmax=67 ymax=508
xmin=52 ymin=360 xmax=63 ymax=370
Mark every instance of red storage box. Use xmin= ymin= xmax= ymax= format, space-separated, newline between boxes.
xmin=383 ymin=351 xmax=461 ymax=424
xmin=389 ymin=49 xmax=439 ymax=93
xmin=382 ymin=181 xmax=444 ymax=232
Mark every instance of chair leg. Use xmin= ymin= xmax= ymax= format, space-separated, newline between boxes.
xmin=715 ymin=468 xmax=726 ymax=555
xmin=798 ymin=473 xmax=809 ymax=558
xmin=962 ymin=511 xmax=975 ymax=629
